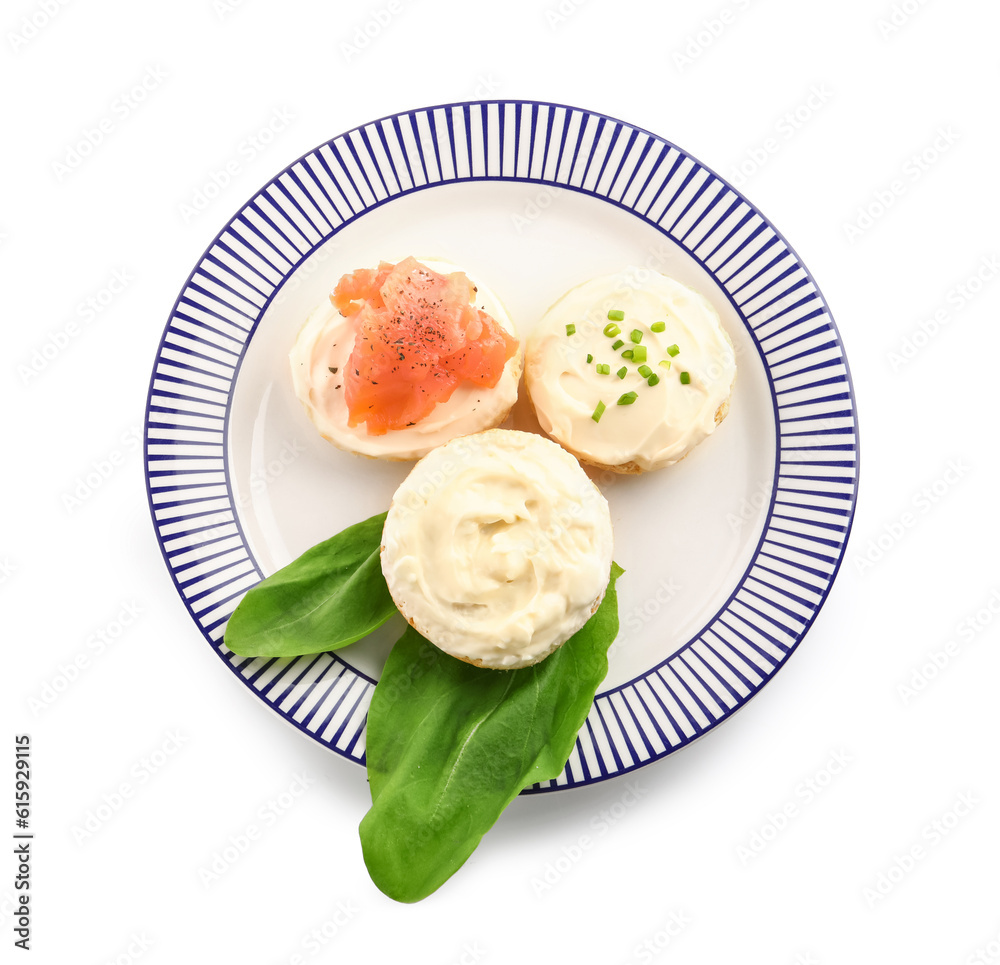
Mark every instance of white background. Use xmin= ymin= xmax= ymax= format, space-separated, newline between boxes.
xmin=3 ymin=1 xmax=999 ymax=963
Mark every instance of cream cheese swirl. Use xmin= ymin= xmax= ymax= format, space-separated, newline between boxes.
xmin=526 ymin=269 xmax=736 ymax=472
xmin=380 ymin=429 xmax=614 ymax=669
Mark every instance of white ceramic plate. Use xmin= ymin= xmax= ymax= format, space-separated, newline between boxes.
xmin=144 ymin=101 xmax=859 ymax=790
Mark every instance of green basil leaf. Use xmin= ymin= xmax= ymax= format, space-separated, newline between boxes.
xmin=223 ymin=511 xmax=395 ymax=658
xmin=359 ymin=562 xmax=624 ymax=903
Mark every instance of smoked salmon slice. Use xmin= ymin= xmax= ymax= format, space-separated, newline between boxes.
xmin=331 ymin=257 xmax=518 ymax=435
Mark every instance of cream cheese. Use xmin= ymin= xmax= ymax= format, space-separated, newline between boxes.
xmin=525 ymin=269 xmax=736 ymax=472
xmin=289 ymin=258 xmax=521 ymax=461
xmin=380 ymin=429 xmax=614 ymax=669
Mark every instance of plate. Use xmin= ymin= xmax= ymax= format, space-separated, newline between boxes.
xmin=144 ymin=100 xmax=859 ymax=790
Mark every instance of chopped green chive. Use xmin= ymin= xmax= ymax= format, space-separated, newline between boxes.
xmin=586 ymin=353 xmax=593 ymax=364
xmin=617 ymin=366 xmax=627 ymax=379
xmin=632 ymin=345 xmax=647 ymax=364
xmin=647 ymin=373 xmax=660 ymax=387
xmin=603 ymin=323 xmax=621 ymax=337
xmin=566 ymin=323 xmax=576 ymax=336
xmin=596 ymin=363 xmax=611 ymax=375
xmin=592 ymin=401 xmax=606 ymax=422
xmin=637 ymin=364 xmax=652 ymax=378
xmin=621 ymin=349 xmax=634 ymax=360
xmin=607 ymin=309 xmax=625 ymax=322
xmin=680 ymin=371 xmax=691 ymax=384
xmin=659 ymin=359 xmax=671 ymax=369
xmin=611 ymin=338 xmax=625 ymax=351
xmin=667 ymin=343 xmax=680 ymax=357
xmin=630 ymin=329 xmax=643 ymax=344
xmin=617 ymin=391 xmax=638 ymax=406
xmin=651 ymin=321 xmax=666 ymax=333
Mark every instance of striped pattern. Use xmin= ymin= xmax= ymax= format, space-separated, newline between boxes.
xmin=144 ymin=101 xmax=859 ymax=790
